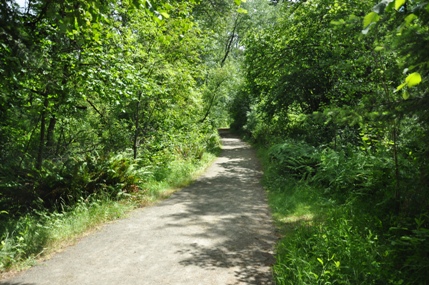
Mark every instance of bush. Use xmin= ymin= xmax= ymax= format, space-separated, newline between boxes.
xmin=32 ymin=151 xmax=149 ymax=208
xmin=268 ymin=140 xmax=320 ymax=180
xmin=311 ymin=148 xmax=395 ymax=205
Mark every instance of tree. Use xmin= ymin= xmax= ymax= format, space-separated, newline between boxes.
xmin=0 ymin=0 xmax=218 ymax=209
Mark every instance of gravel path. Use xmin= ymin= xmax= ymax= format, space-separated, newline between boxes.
xmin=1 ymin=134 xmax=276 ymax=285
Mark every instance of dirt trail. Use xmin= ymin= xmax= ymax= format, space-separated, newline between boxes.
xmin=1 ymin=133 xmax=276 ymax=285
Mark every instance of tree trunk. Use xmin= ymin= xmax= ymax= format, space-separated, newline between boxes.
xmin=36 ymin=95 xmax=48 ymax=170
xmin=46 ymin=115 xmax=56 ymax=149
xmin=133 ymin=92 xmax=143 ymax=160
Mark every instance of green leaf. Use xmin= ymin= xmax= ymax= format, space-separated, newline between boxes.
xmin=237 ymin=7 xmax=248 ymax=14
xmin=363 ymin=12 xmax=380 ymax=29
xmin=396 ymin=82 xmax=407 ymax=92
xmin=160 ymin=11 xmax=170 ymax=19
xmin=74 ymin=17 xmax=80 ymax=31
xmin=334 ymin=261 xmax=341 ymax=268
xmin=396 ymin=72 xmax=422 ymax=92
xmin=234 ymin=0 xmax=241 ymax=5
xmin=395 ymin=0 xmax=406 ymax=10
xmin=402 ymin=90 xmax=410 ymax=100
xmin=404 ymin=14 xmax=417 ymax=26
xmin=405 ymin=72 xmax=422 ymax=87
xmin=330 ymin=19 xmax=346 ymax=25
xmin=374 ymin=46 xmax=384 ymax=51
xmin=317 ymin=258 xmax=324 ymax=265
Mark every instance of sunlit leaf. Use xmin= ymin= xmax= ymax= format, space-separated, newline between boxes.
xmin=74 ymin=17 xmax=80 ymax=31
xmin=237 ymin=7 xmax=248 ymax=14
xmin=405 ymin=72 xmax=422 ymax=87
xmin=396 ymin=82 xmax=407 ymax=92
xmin=331 ymin=19 xmax=346 ymax=25
xmin=310 ymin=272 xmax=319 ymax=279
xmin=160 ymin=11 xmax=170 ymax=19
xmin=334 ymin=261 xmax=341 ymax=268
xmin=396 ymin=72 xmax=422 ymax=92
xmin=404 ymin=13 xmax=417 ymax=26
xmin=363 ymin=12 xmax=380 ymax=29
xmin=395 ymin=0 xmax=406 ymax=10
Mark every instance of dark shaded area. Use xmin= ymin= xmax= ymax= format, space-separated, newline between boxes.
xmin=157 ymin=132 xmax=276 ymax=285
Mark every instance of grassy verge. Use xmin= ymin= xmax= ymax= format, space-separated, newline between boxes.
xmin=257 ymin=146 xmax=388 ymax=285
xmin=0 ymin=151 xmax=217 ymax=277
xmin=137 ymin=152 xmax=217 ymax=205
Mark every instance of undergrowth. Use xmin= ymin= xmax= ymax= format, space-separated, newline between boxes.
xmin=259 ymin=140 xmax=429 ymax=285
xmin=0 ymin=197 xmax=132 ymax=272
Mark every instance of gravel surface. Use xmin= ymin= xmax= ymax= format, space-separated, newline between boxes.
xmin=1 ymin=134 xmax=276 ymax=285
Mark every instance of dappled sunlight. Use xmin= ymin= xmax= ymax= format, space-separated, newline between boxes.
xmin=277 ymin=213 xmax=314 ymax=224
xmin=155 ymin=134 xmax=276 ymax=285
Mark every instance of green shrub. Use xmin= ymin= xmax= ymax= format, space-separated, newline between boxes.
xmin=31 ymin=151 xmax=150 ymax=208
xmin=311 ymin=148 xmax=395 ymax=204
xmin=0 ymin=213 xmax=49 ymax=270
xmin=387 ymin=215 xmax=429 ymax=285
xmin=268 ymin=140 xmax=320 ymax=180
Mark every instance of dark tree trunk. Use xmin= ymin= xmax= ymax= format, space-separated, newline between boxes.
xmin=133 ymin=91 xmax=143 ymax=160
xmin=36 ymin=95 xmax=49 ymax=170
xmin=46 ymin=115 xmax=56 ymax=149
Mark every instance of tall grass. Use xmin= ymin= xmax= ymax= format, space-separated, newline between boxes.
xmin=140 ymin=152 xmax=216 ymax=203
xmin=0 ymin=197 xmax=132 ymax=272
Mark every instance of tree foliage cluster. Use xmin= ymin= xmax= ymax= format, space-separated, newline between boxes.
xmin=0 ymin=0 xmax=244 ymax=214
xmin=231 ymin=0 xmax=429 ymax=283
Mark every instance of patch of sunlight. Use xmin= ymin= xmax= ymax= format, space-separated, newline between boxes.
xmin=278 ymin=213 xmax=314 ymax=224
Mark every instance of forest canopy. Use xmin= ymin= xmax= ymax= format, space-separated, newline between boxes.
xmin=0 ymin=0 xmax=246 ymax=212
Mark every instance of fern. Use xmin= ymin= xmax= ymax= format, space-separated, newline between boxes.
xmin=268 ymin=140 xmax=320 ymax=180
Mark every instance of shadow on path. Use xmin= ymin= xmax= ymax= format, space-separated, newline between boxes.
xmin=157 ymin=132 xmax=276 ymax=285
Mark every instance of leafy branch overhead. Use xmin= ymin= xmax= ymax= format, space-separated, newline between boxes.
xmin=363 ymin=0 xmax=426 ymax=99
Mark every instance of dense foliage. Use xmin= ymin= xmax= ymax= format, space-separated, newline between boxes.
xmin=231 ymin=0 xmax=429 ymax=283
xmin=0 ymin=0 xmax=226 ymax=213
xmin=2 ymin=0 xmax=429 ymax=283
xmin=0 ymin=0 xmax=250 ymax=271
